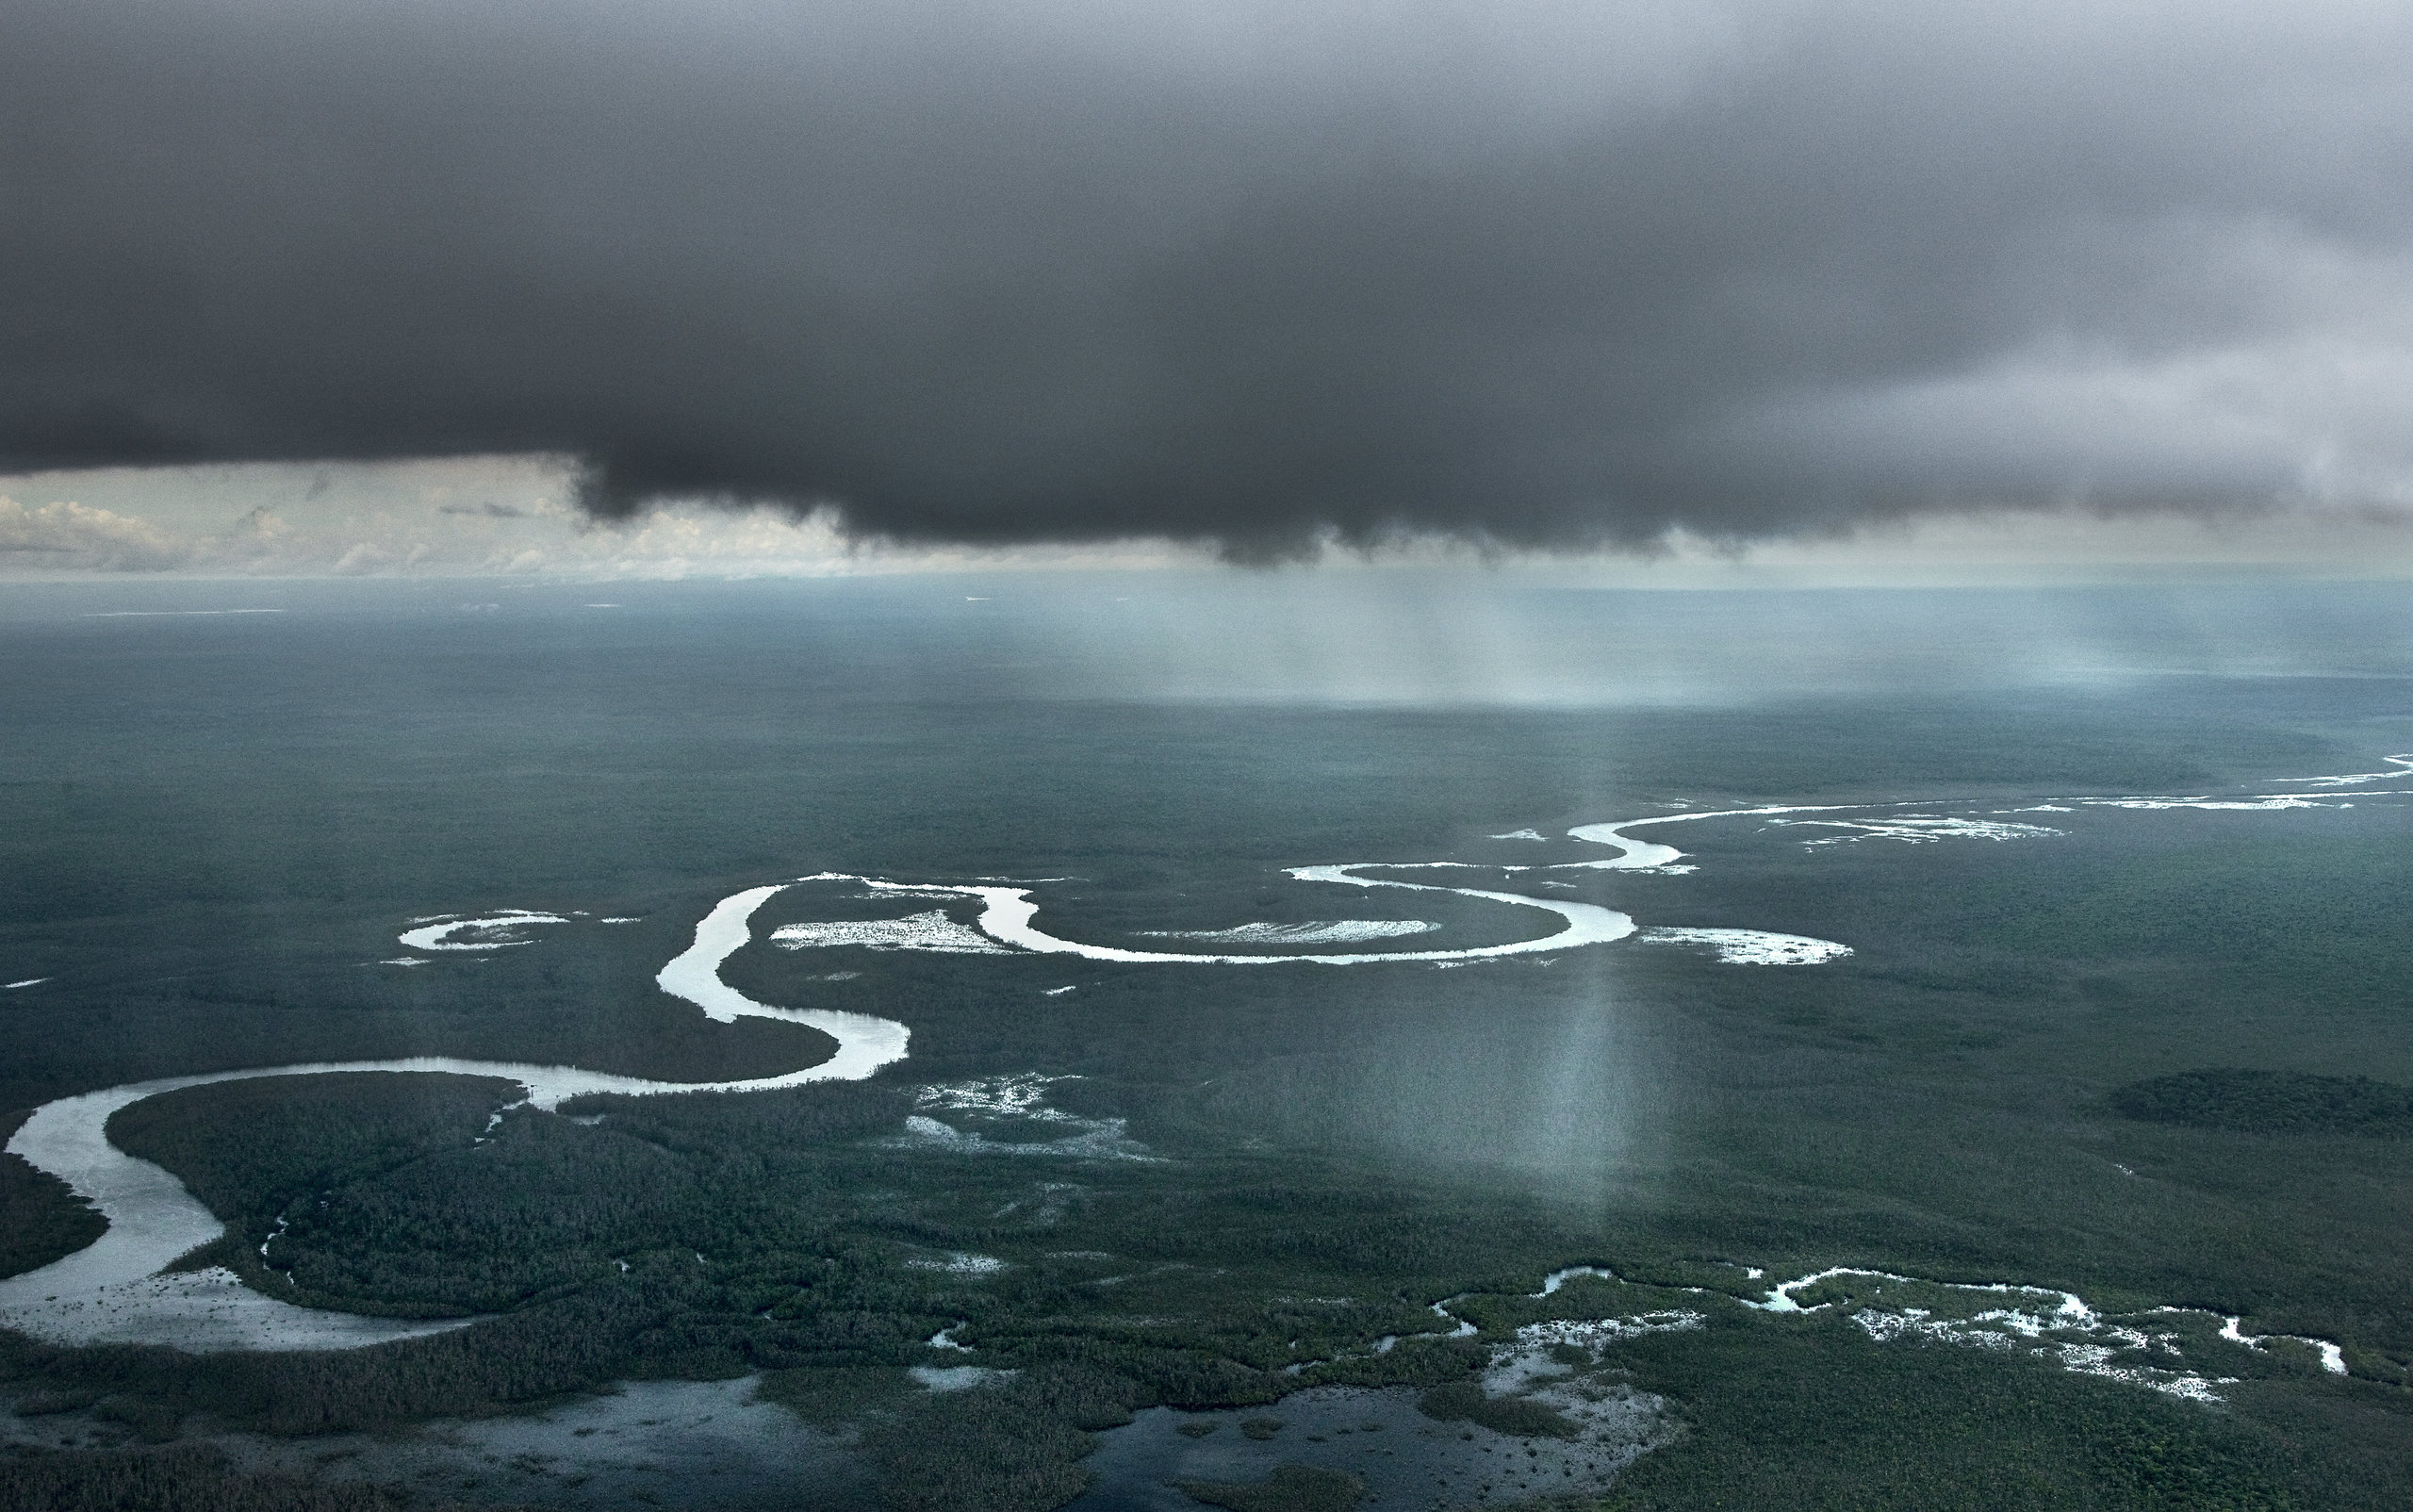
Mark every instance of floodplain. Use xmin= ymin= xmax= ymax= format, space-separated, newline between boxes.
xmin=4 ymin=575 xmax=2411 ymax=1509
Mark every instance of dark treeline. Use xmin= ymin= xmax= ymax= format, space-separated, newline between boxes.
xmin=12 ymin=1066 xmax=2413 ymax=1511
xmin=0 ymin=1109 xmax=104 ymax=1279
xmin=108 ymin=1073 xmax=523 ymax=1314
xmin=1596 ymin=1312 xmax=2322 ymax=1511
xmin=1176 ymin=1464 xmax=1365 ymax=1512
xmin=86 ymin=1069 xmax=1582 ymax=1363
xmin=0 ymin=1071 xmax=1598 ymax=1510
xmin=862 ymin=1361 xmax=1148 ymax=1512
xmin=0 ymin=1442 xmax=539 ymax=1512
xmin=2111 ymin=1069 xmax=2413 ymax=1137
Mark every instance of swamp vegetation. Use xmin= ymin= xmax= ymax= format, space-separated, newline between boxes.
xmin=6 ymin=582 xmax=2413 ymax=1508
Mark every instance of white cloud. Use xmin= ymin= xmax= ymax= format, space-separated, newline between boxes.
xmin=0 ymin=459 xmax=1195 ymax=580
xmin=0 ymin=497 xmax=193 ymax=571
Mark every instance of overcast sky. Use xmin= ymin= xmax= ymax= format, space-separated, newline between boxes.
xmin=6 ymin=0 xmax=2413 ymax=574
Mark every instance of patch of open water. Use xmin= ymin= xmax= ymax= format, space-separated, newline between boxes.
xmin=224 ymin=1377 xmax=867 ymax=1511
xmin=1064 ymin=1384 xmax=1670 ymax=1512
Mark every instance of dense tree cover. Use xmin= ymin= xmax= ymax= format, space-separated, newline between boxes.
xmin=0 ymin=1443 xmax=532 ymax=1512
xmin=107 ymin=1074 xmax=522 ymax=1312
xmin=108 ymin=1074 xmax=921 ymax=1317
xmin=0 ymin=1110 xmax=104 ymax=1280
xmin=862 ymin=1361 xmax=1152 ymax=1512
xmin=16 ymin=1006 xmax=2413 ymax=1512
xmin=2110 ymin=1069 xmax=2413 ymax=1137
xmin=1597 ymin=1313 xmax=2316 ymax=1511
xmin=1177 ymin=1463 xmax=1365 ymax=1512
xmin=8 ymin=687 xmax=2413 ymax=1509
xmin=3 ymin=1278 xmax=679 ymax=1436
xmin=1416 ymin=1380 xmax=1579 ymax=1439
xmin=75 ymin=1072 xmax=1595 ymax=1375
xmin=5 ymin=1071 xmax=1581 ymax=1507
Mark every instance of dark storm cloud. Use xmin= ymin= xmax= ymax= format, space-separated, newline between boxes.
xmin=5 ymin=0 xmax=2412 ymax=555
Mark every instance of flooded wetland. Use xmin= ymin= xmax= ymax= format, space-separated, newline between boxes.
xmin=5 ymin=578 xmax=2413 ymax=1509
